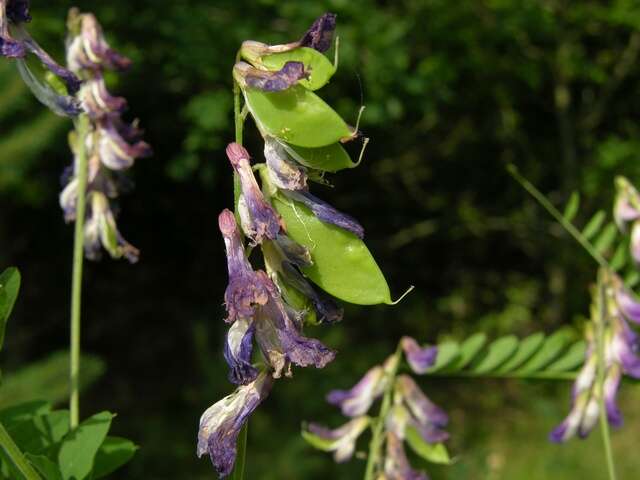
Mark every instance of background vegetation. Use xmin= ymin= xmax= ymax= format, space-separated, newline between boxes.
xmin=2 ymin=0 xmax=640 ymax=478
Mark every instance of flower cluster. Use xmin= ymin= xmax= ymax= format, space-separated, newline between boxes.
xmin=305 ymin=336 xmax=449 ymax=479
xmin=614 ymin=176 xmax=640 ymax=263
xmin=0 ymin=0 xmax=81 ymax=115
xmin=198 ymin=14 xmax=375 ymax=478
xmin=59 ymin=9 xmax=150 ymax=263
xmin=550 ymin=268 xmax=640 ymax=442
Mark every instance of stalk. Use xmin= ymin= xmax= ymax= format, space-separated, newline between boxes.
xmin=0 ymin=422 xmax=41 ymax=479
xmin=69 ymin=113 xmax=90 ymax=429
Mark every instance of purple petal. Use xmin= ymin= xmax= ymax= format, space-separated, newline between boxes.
xmin=307 ymin=417 xmax=370 ymax=463
xmin=384 ymin=432 xmax=428 ymax=480
xmin=265 ymin=137 xmax=307 ymax=191
xmin=616 ymin=285 xmax=640 ymax=325
xmin=326 ymin=365 xmax=385 ymax=417
xmin=224 ymin=319 xmax=258 ymax=386
xmin=219 ymin=209 xmax=270 ymax=323
xmin=79 ymin=75 xmax=127 ymax=118
xmin=245 ymin=61 xmax=308 ymax=92
xmin=273 ymin=234 xmax=311 ymax=268
xmin=282 ymin=189 xmax=364 ymax=239
xmin=603 ymin=365 xmax=623 ymax=427
xmin=0 ymin=36 xmax=25 ymax=57
xmin=198 ymin=372 xmax=273 ymax=477
xmin=631 ymin=222 xmax=640 ymax=264
xmin=400 ymin=336 xmax=438 ymax=374
xmin=98 ymin=116 xmax=151 ymax=170
xmin=612 ymin=320 xmax=640 ymax=378
xmin=299 ymin=13 xmax=337 ymax=52
xmin=396 ymin=375 xmax=449 ymax=428
xmin=226 ymin=143 xmax=281 ymax=244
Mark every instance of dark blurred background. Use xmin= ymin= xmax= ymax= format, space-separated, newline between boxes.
xmin=2 ymin=0 xmax=640 ymax=478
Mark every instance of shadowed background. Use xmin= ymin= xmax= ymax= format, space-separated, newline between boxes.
xmin=2 ymin=0 xmax=640 ymax=478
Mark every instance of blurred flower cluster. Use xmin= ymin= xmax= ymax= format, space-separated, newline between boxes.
xmin=60 ymin=9 xmax=150 ymax=263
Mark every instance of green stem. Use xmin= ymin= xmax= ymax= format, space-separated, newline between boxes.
xmin=507 ymin=164 xmax=609 ymax=269
xmin=0 ymin=422 xmax=41 ymax=480
xmin=69 ymin=114 xmax=90 ymax=429
xmin=596 ymin=278 xmax=618 ymax=480
xmin=364 ymin=345 xmax=402 ymax=480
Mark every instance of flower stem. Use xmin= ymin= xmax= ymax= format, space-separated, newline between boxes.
xmin=595 ymin=277 xmax=618 ymax=480
xmin=364 ymin=344 xmax=402 ymax=480
xmin=69 ymin=113 xmax=90 ymax=429
xmin=0 ymin=421 xmax=41 ymax=479
xmin=229 ymin=75 xmax=248 ymax=480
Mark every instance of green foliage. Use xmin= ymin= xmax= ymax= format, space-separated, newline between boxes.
xmin=405 ymin=427 xmax=451 ymax=465
xmin=426 ymin=330 xmax=584 ymax=379
xmin=272 ymin=194 xmax=391 ymax=305
xmin=0 ymin=268 xmax=20 ymax=352
xmin=285 ymin=143 xmax=357 ymax=172
xmin=58 ymin=412 xmax=113 ymax=480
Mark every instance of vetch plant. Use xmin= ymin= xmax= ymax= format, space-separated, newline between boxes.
xmin=197 ymin=13 xmax=405 ymax=479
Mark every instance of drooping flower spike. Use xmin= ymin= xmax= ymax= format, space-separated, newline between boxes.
xmin=60 ymin=9 xmax=150 ymax=263
xmin=197 ymin=372 xmax=273 ymax=478
xmin=1 ymin=0 xmax=81 ymax=115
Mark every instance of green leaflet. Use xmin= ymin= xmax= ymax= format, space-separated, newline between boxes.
xmin=581 ymin=210 xmax=606 ymax=240
xmin=517 ymin=331 xmax=570 ymax=374
xmin=562 ymin=191 xmax=580 ymax=222
xmin=283 ymin=142 xmax=356 ymax=172
xmin=426 ymin=342 xmax=460 ymax=373
xmin=301 ymin=430 xmax=335 ymax=451
xmin=244 ymin=85 xmax=354 ymax=148
xmin=26 ymin=454 xmax=62 ymax=480
xmin=546 ymin=341 xmax=587 ymax=372
xmin=272 ymin=195 xmax=391 ymax=305
xmin=405 ymin=427 xmax=451 ymax=465
xmin=496 ymin=333 xmax=545 ymax=373
xmin=0 ymin=267 xmax=21 ymax=351
xmin=58 ymin=411 xmax=113 ymax=480
xmin=92 ymin=437 xmax=138 ymax=479
xmin=470 ymin=335 xmax=519 ymax=373
xmin=446 ymin=333 xmax=486 ymax=371
xmin=261 ymin=47 xmax=336 ymax=91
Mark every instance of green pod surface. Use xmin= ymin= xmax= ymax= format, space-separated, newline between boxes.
xmin=244 ymin=85 xmax=354 ymax=148
xmin=283 ymin=142 xmax=356 ymax=172
xmin=272 ymin=195 xmax=391 ymax=305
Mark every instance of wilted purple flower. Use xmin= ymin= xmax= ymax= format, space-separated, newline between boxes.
xmin=394 ymin=375 xmax=449 ymax=444
xmin=327 ymin=356 xmax=398 ymax=417
xmin=83 ymin=191 xmax=139 ymax=263
xmin=242 ymin=61 xmax=309 ymax=92
xmin=383 ymin=432 xmax=429 ymax=480
xmin=98 ymin=115 xmax=151 ymax=170
xmin=264 ymin=137 xmax=307 ymax=191
xmin=224 ymin=318 xmax=258 ymax=386
xmin=66 ymin=10 xmax=131 ymax=72
xmin=1 ymin=0 xmax=81 ymax=115
xmin=282 ymin=189 xmax=364 ymax=239
xmin=306 ymin=416 xmax=370 ymax=463
xmin=197 ymin=372 xmax=273 ymax=478
xmin=226 ymin=143 xmax=281 ymax=244
xmin=79 ymin=74 xmax=127 ymax=118
xmin=400 ymin=336 xmax=438 ymax=374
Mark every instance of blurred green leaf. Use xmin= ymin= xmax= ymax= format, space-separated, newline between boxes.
xmin=91 ymin=436 xmax=138 ymax=479
xmin=0 ymin=267 xmax=20 ymax=351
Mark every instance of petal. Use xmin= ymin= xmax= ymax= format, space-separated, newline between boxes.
xmin=98 ymin=116 xmax=151 ymax=170
xmin=603 ymin=365 xmax=623 ymax=427
xmin=226 ymin=143 xmax=281 ymax=243
xmin=282 ymin=189 xmax=364 ymax=239
xmin=299 ymin=13 xmax=337 ymax=53
xmin=400 ymin=336 xmax=438 ymax=374
xmin=326 ymin=365 xmax=385 ymax=417
xmin=264 ymin=137 xmax=307 ymax=191
xmin=79 ymin=75 xmax=127 ymax=118
xmin=224 ymin=318 xmax=258 ymax=386
xmin=615 ymin=284 xmax=640 ymax=324
xmin=307 ymin=417 xmax=370 ymax=464
xmin=631 ymin=222 xmax=640 ymax=264
xmin=244 ymin=61 xmax=308 ymax=92
xmin=396 ymin=375 xmax=448 ymax=428
xmin=384 ymin=432 xmax=428 ymax=480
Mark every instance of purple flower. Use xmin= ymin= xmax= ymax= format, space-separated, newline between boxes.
xmin=224 ymin=318 xmax=258 ymax=386
xmin=79 ymin=74 xmax=127 ymax=118
xmin=299 ymin=13 xmax=337 ymax=53
xmin=400 ymin=336 xmax=438 ymax=374
xmin=242 ymin=61 xmax=309 ymax=92
xmin=264 ymin=137 xmax=307 ymax=191
xmin=614 ymin=176 xmax=640 ymax=231
xmin=67 ymin=11 xmax=131 ymax=72
xmin=197 ymin=372 xmax=273 ymax=478
xmin=219 ymin=209 xmax=270 ymax=324
xmin=281 ymin=189 xmax=364 ymax=239
xmin=305 ymin=416 xmax=370 ymax=463
xmin=226 ymin=143 xmax=281 ymax=244
xmin=383 ymin=432 xmax=429 ymax=480
xmin=98 ymin=115 xmax=152 ymax=170
xmin=327 ymin=361 xmax=390 ymax=417
xmin=253 ymin=270 xmax=336 ymax=377
xmin=394 ymin=375 xmax=449 ymax=444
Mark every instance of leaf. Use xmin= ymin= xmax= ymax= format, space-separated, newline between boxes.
xmin=260 ymin=47 xmax=336 ymax=91
xmin=284 ymin=142 xmax=356 ymax=172
xmin=562 ymin=191 xmax=580 ymax=222
xmin=545 ymin=341 xmax=587 ymax=372
xmin=0 ymin=401 xmax=51 ymax=426
xmin=610 ymin=241 xmax=628 ymax=271
xmin=0 ymin=351 xmax=105 ymax=409
xmin=91 ymin=437 xmax=138 ymax=479
xmin=300 ymin=430 xmax=335 ymax=452
xmin=470 ymin=335 xmax=519 ymax=373
xmin=405 ymin=427 xmax=451 ymax=465
xmin=272 ymin=195 xmax=391 ymax=305
xmin=517 ymin=331 xmax=570 ymax=374
xmin=0 ymin=267 xmax=21 ymax=351
xmin=581 ymin=210 xmax=606 ymax=240
xmin=426 ymin=342 xmax=460 ymax=373
xmin=8 ymin=410 xmax=70 ymax=456
xmin=496 ymin=333 xmax=545 ymax=373
xmin=594 ymin=222 xmax=617 ymax=253
xmin=625 ymin=270 xmax=640 ymax=288
xmin=446 ymin=333 xmax=486 ymax=371
xmin=26 ymin=454 xmax=62 ymax=480
xmin=244 ymin=86 xmax=353 ymax=148
xmin=58 ymin=411 xmax=113 ymax=480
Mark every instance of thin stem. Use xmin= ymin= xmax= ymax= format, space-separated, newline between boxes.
xmin=69 ymin=113 xmax=90 ymax=429
xmin=364 ymin=345 xmax=402 ymax=480
xmin=595 ymin=278 xmax=618 ymax=480
xmin=0 ymin=422 xmax=41 ymax=480
xmin=507 ymin=164 xmax=609 ymax=269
